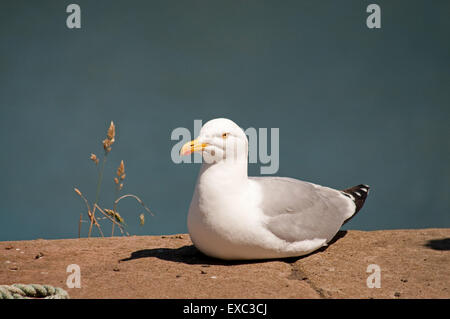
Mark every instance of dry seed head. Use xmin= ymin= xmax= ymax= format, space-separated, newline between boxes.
xmin=117 ymin=160 xmax=125 ymax=177
xmin=114 ymin=212 xmax=124 ymax=224
xmin=121 ymin=174 xmax=126 ymax=180
xmin=107 ymin=121 xmax=115 ymax=141
xmin=90 ymin=153 xmax=99 ymax=165
xmin=74 ymin=188 xmax=82 ymax=197
xmin=104 ymin=208 xmax=114 ymax=217
xmin=102 ymin=121 xmax=116 ymax=153
xmin=114 ymin=177 xmax=119 ymax=185
xmin=119 ymin=183 xmax=123 ymax=190
xmin=104 ymin=208 xmax=124 ymax=223
xmin=103 ymin=139 xmax=112 ymax=152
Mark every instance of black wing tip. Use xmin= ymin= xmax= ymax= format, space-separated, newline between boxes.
xmin=342 ymin=184 xmax=370 ymax=199
xmin=341 ymin=184 xmax=370 ymax=224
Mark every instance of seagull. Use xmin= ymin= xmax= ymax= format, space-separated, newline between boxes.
xmin=180 ymin=118 xmax=370 ymax=260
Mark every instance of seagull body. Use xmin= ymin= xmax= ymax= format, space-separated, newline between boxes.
xmin=181 ymin=118 xmax=369 ymax=260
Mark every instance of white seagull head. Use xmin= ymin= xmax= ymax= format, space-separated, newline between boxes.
xmin=180 ymin=118 xmax=248 ymax=165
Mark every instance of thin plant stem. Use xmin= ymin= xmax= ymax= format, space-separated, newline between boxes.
xmin=96 ymin=221 xmax=105 ymax=237
xmin=88 ymin=154 xmax=107 ymax=237
xmin=114 ymin=194 xmax=154 ymax=216
xmin=111 ymin=182 xmax=120 ymax=237
xmin=74 ymin=187 xmax=103 ymax=236
xmin=111 ymin=215 xmax=115 ymax=237
xmin=78 ymin=213 xmax=82 ymax=238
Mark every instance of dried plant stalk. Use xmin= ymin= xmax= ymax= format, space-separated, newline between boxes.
xmin=88 ymin=121 xmax=115 ymax=237
xmin=75 ymin=121 xmax=153 ymax=238
xmin=74 ymin=188 xmax=103 ymax=233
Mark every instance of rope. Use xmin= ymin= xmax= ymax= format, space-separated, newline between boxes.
xmin=0 ymin=284 xmax=69 ymax=299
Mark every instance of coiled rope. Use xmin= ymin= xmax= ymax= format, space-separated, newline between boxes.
xmin=0 ymin=284 xmax=69 ymax=299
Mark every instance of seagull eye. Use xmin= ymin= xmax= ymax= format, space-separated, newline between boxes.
xmin=222 ymin=133 xmax=229 ymax=139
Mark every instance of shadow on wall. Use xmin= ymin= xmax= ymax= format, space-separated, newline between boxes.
xmin=424 ymin=238 xmax=450 ymax=251
xmin=119 ymin=231 xmax=348 ymax=265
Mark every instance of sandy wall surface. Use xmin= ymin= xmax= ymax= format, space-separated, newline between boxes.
xmin=1 ymin=229 xmax=449 ymax=298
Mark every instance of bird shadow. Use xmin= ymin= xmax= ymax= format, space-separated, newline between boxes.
xmin=424 ymin=238 xmax=450 ymax=251
xmin=119 ymin=231 xmax=348 ymax=266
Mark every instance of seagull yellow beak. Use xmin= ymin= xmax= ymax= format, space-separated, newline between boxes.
xmin=180 ymin=139 xmax=208 ymax=156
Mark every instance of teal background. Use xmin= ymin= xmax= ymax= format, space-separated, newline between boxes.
xmin=0 ymin=1 xmax=449 ymax=241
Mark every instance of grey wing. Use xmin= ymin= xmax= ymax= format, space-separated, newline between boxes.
xmin=250 ymin=177 xmax=355 ymax=243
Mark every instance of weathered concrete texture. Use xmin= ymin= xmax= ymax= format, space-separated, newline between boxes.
xmin=0 ymin=229 xmax=448 ymax=298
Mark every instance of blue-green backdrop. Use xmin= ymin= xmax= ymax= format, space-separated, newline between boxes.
xmin=0 ymin=0 xmax=449 ymax=240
